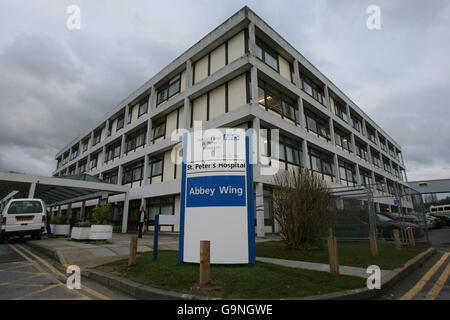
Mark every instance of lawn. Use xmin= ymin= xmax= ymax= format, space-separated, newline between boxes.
xmin=255 ymin=240 xmax=430 ymax=270
xmin=97 ymin=250 xmax=366 ymax=299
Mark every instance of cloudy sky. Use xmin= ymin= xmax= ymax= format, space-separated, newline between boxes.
xmin=0 ymin=0 xmax=449 ymax=182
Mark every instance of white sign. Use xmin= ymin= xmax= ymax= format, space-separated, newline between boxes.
xmin=178 ymin=128 xmax=255 ymax=264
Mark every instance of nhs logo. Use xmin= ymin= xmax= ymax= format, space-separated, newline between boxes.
xmin=224 ymin=133 xmax=240 ymax=141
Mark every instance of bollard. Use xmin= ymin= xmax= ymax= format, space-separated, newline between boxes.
xmin=200 ymin=240 xmax=211 ymax=285
xmin=393 ymin=229 xmax=402 ymax=251
xmin=407 ymin=227 xmax=415 ymax=247
xmin=369 ymin=231 xmax=379 ymax=257
xmin=128 ymin=235 xmax=138 ymax=267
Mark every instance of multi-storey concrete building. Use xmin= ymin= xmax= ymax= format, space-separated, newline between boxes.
xmin=53 ymin=7 xmax=410 ymax=234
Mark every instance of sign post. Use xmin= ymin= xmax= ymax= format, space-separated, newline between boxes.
xmin=178 ymin=128 xmax=255 ymax=264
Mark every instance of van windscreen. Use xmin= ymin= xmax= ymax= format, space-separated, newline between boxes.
xmin=8 ymin=201 xmax=43 ymax=214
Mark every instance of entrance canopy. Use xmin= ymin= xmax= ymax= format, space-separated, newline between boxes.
xmin=0 ymin=171 xmax=129 ymax=208
xmin=408 ymin=179 xmax=450 ymax=194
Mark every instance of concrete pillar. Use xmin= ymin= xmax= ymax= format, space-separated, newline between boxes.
xmin=184 ymin=97 xmax=191 ymax=129
xmin=57 ymin=206 xmax=62 ymax=218
xmin=117 ymin=165 xmax=124 ymax=185
xmin=302 ymin=140 xmax=310 ymax=170
xmin=124 ymin=104 xmax=130 ymax=127
xmin=255 ymin=182 xmax=265 ymax=238
xmin=28 ymin=182 xmax=36 ymax=198
xmin=80 ymin=201 xmax=86 ymax=221
xmin=248 ymin=22 xmax=256 ymax=56
xmin=122 ymin=193 xmax=130 ymax=233
xmin=67 ymin=203 xmax=72 ymax=222
xmin=143 ymin=154 xmax=150 ymax=185
xmin=362 ymin=118 xmax=368 ymax=138
xmin=329 ymin=118 xmax=335 ymax=145
xmin=147 ymin=87 xmax=154 ymax=111
xmin=334 ymin=154 xmax=340 ymax=183
xmin=120 ymin=133 xmax=126 ymax=157
xmin=345 ymin=104 xmax=351 ymax=124
xmin=185 ymin=59 xmax=193 ymax=90
xmin=250 ymin=66 xmax=258 ymax=107
xmin=90 ymin=131 xmax=95 ymax=147
xmin=323 ymin=85 xmax=330 ymax=109
xmin=106 ymin=119 xmax=111 ymax=137
xmin=355 ymin=163 xmax=361 ymax=185
xmin=298 ymin=97 xmax=306 ymax=128
xmin=293 ymin=59 xmax=301 ymax=88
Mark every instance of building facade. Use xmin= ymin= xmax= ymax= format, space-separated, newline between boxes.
xmin=53 ymin=7 xmax=411 ymax=234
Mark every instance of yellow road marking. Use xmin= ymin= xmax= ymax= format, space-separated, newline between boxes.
xmin=13 ymin=283 xmax=61 ymax=300
xmin=16 ymin=244 xmax=111 ymax=300
xmin=424 ymin=262 xmax=450 ymax=300
xmin=8 ymin=244 xmax=91 ymax=300
xmin=399 ymin=252 xmax=449 ymax=300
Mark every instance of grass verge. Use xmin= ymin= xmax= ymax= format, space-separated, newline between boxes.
xmin=256 ymin=241 xmax=430 ymax=270
xmin=97 ymin=250 xmax=366 ymax=299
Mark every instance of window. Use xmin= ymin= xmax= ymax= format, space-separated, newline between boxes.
xmin=103 ymin=170 xmax=118 ymax=184
xmin=157 ymin=74 xmax=181 ymax=106
xmin=116 ymin=114 xmax=125 ymax=131
xmin=89 ymin=154 xmax=98 ymax=170
xmin=305 ymin=110 xmax=331 ymax=141
xmin=383 ymin=158 xmax=392 ymax=174
xmin=93 ymin=130 xmax=101 ymax=146
xmin=125 ymin=126 xmax=147 ymax=154
xmin=258 ymin=80 xmax=299 ymax=125
xmin=351 ymin=115 xmax=360 ymax=132
xmin=334 ymin=128 xmax=352 ymax=152
xmin=146 ymin=196 xmax=175 ymax=221
xmin=256 ymin=39 xmax=279 ymax=71
xmin=122 ymin=161 xmax=144 ymax=187
xmin=148 ymin=155 xmax=164 ymax=183
xmin=271 ymin=134 xmax=303 ymax=170
xmin=8 ymin=201 xmax=43 ymax=214
xmin=339 ymin=161 xmax=357 ymax=186
xmin=309 ymin=148 xmax=335 ymax=182
xmin=334 ymin=102 xmax=348 ymax=122
xmin=372 ymin=151 xmax=381 ymax=168
xmin=300 ymin=73 xmax=325 ymax=105
xmin=152 ymin=119 xmax=166 ymax=143
xmin=355 ymin=142 xmax=369 ymax=161
xmin=138 ymin=98 xmax=148 ymax=117
xmin=68 ymin=166 xmax=76 ymax=176
xmin=367 ymin=127 xmax=377 ymax=144
xmin=70 ymin=147 xmax=78 ymax=160
xmin=77 ymin=161 xmax=87 ymax=174
xmin=105 ymin=142 xmax=121 ymax=162
xmin=361 ymin=171 xmax=373 ymax=187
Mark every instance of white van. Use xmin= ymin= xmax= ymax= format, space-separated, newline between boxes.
xmin=0 ymin=198 xmax=46 ymax=242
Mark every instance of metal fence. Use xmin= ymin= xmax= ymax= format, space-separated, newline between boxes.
xmin=325 ymin=183 xmax=429 ymax=244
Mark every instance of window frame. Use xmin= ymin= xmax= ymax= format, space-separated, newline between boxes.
xmin=156 ymin=73 xmax=182 ymax=106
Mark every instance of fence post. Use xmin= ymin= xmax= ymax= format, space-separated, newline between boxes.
xmin=393 ymin=229 xmax=402 ymax=251
xmin=369 ymin=231 xmax=379 ymax=257
xmin=153 ymin=214 xmax=159 ymax=261
xmin=327 ymin=229 xmax=339 ymax=275
xmin=407 ymin=227 xmax=415 ymax=247
xmin=200 ymin=240 xmax=211 ymax=285
xmin=128 ymin=235 xmax=138 ymax=267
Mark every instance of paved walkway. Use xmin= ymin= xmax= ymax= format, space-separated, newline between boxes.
xmin=27 ymin=233 xmax=389 ymax=278
xmin=256 ymin=257 xmax=391 ymax=278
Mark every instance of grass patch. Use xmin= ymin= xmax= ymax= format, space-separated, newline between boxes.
xmin=256 ymin=241 xmax=430 ymax=270
xmin=98 ymin=250 xmax=366 ymax=299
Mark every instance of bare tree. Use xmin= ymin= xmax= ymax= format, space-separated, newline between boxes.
xmin=272 ymin=168 xmax=331 ymax=249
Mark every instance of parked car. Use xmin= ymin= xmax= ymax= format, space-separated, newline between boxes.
xmin=425 ymin=213 xmax=441 ymax=229
xmin=431 ymin=214 xmax=450 ymax=227
xmin=376 ymin=213 xmax=424 ymax=239
xmin=0 ymin=198 xmax=46 ymax=242
xmin=378 ymin=212 xmax=421 ymax=225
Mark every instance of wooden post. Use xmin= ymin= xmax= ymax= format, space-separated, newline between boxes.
xmin=128 ymin=236 xmax=138 ymax=267
xmin=200 ymin=240 xmax=211 ymax=286
xmin=369 ymin=231 xmax=379 ymax=257
xmin=393 ymin=229 xmax=402 ymax=251
xmin=327 ymin=229 xmax=339 ymax=275
xmin=407 ymin=228 xmax=415 ymax=247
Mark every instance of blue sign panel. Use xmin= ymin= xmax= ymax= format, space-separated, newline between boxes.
xmin=186 ymin=175 xmax=246 ymax=207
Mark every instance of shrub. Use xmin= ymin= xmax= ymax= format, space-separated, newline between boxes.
xmin=272 ymin=168 xmax=331 ymax=249
xmin=74 ymin=221 xmax=91 ymax=228
xmin=92 ymin=203 xmax=111 ymax=225
xmin=50 ymin=215 xmax=68 ymax=225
